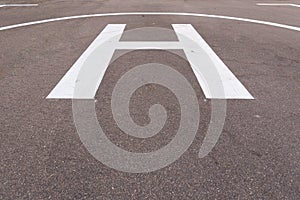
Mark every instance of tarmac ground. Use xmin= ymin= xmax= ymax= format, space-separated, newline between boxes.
xmin=0 ymin=0 xmax=299 ymax=199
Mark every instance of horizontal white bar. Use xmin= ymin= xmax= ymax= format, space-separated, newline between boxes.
xmin=117 ymin=42 xmax=183 ymax=49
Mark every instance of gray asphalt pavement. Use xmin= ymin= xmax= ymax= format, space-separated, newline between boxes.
xmin=0 ymin=0 xmax=299 ymax=199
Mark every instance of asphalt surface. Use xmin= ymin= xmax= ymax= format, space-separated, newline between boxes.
xmin=0 ymin=0 xmax=300 ymax=199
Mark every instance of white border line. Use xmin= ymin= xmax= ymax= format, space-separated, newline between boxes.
xmin=257 ymin=3 xmax=300 ymax=8
xmin=0 ymin=12 xmax=300 ymax=32
xmin=0 ymin=4 xmax=38 ymax=8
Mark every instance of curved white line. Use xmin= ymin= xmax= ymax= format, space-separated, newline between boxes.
xmin=0 ymin=4 xmax=38 ymax=8
xmin=0 ymin=12 xmax=300 ymax=32
xmin=257 ymin=3 xmax=300 ymax=8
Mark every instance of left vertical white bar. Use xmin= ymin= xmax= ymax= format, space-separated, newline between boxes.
xmin=47 ymin=24 xmax=126 ymax=99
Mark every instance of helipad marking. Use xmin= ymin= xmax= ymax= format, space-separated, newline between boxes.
xmin=0 ymin=12 xmax=300 ymax=32
xmin=47 ymin=24 xmax=253 ymax=100
xmin=0 ymin=4 xmax=38 ymax=8
xmin=257 ymin=3 xmax=300 ymax=8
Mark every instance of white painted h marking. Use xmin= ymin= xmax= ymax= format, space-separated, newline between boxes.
xmin=47 ymin=24 xmax=253 ymax=99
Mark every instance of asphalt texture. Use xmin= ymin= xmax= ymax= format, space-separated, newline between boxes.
xmin=0 ymin=0 xmax=300 ymax=199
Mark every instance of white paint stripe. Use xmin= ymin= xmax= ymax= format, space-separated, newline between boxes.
xmin=47 ymin=24 xmax=126 ymax=99
xmin=173 ymin=24 xmax=253 ymax=99
xmin=0 ymin=12 xmax=300 ymax=32
xmin=0 ymin=4 xmax=38 ymax=8
xmin=257 ymin=3 xmax=300 ymax=8
xmin=117 ymin=42 xmax=183 ymax=49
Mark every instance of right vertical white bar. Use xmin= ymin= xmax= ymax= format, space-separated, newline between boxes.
xmin=173 ymin=24 xmax=254 ymax=99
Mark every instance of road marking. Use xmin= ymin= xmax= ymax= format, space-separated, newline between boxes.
xmin=0 ymin=4 xmax=38 ymax=8
xmin=173 ymin=24 xmax=253 ymax=99
xmin=257 ymin=3 xmax=300 ymax=8
xmin=0 ymin=12 xmax=299 ymax=32
xmin=117 ymin=42 xmax=183 ymax=49
xmin=47 ymin=24 xmax=253 ymax=100
xmin=47 ymin=24 xmax=126 ymax=99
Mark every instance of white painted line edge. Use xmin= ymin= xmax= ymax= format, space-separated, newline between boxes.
xmin=0 ymin=4 xmax=38 ymax=8
xmin=0 ymin=12 xmax=299 ymax=32
xmin=257 ymin=3 xmax=300 ymax=8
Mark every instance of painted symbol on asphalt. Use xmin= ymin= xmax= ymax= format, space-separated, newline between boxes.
xmin=47 ymin=24 xmax=253 ymax=99
xmin=47 ymin=24 xmax=253 ymax=173
xmin=0 ymin=10 xmax=298 ymax=173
